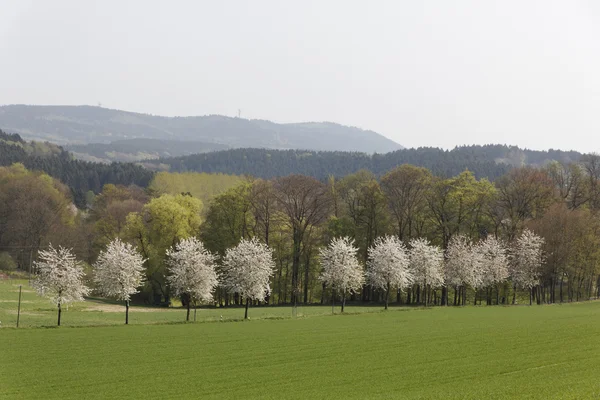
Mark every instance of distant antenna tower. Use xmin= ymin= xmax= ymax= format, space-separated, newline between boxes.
xmin=238 ymin=109 xmax=241 ymax=118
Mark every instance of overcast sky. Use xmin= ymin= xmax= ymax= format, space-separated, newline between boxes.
xmin=1 ymin=0 xmax=599 ymax=151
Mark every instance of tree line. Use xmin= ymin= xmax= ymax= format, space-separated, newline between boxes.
xmin=32 ymin=225 xmax=541 ymax=326
xmin=147 ymin=145 xmax=583 ymax=181
xmin=7 ymin=153 xmax=600 ymax=316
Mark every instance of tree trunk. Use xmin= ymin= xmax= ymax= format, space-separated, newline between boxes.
xmin=529 ymin=287 xmax=533 ymax=306
xmin=303 ymin=255 xmax=310 ymax=304
xmin=126 ymin=300 xmax=130 ymax=325
xmin=332 ymin=288 xmax=336 ymax=314
xmin=57 ymin=301 xmax=62 ymax=326
xmin=341 ymin=292 xmax=346 ymax=313
xmin=194 ymin=304 xmax=197 ymax=322
xmin=559 ymin=276 xmax=564 ymax=303
xmin=441 ymin=286 xmax=447 ymax=306
xmin=244 ymin=298 xmax=249 ymax=319
xmin=453 ymin=286 xmax=458 ymax=306
xmin=512 ymin=284 xmax=517 ymax=305
xmin=291 ymin=227 xmax=302 ymax=306
xmin=496 ymin=285 xmax=500 ymax=305
xmin=385 ymin=282 xmax=390 ymax=310
xmin=186 ymin=300 xmax=190 ymax=322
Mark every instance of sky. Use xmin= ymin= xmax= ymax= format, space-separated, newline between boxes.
xmin=1 ymin=0 xmax=599 ymax=152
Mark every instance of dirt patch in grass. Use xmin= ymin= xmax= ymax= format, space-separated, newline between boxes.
xmin=0 ymin=300 xmax=33 ymax=303
xmin=85 ymin=304 xmax=172 ymax=313
xmin=7 ymin=310 xmax=44 ymax=316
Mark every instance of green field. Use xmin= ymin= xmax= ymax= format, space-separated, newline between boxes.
xmin=2 ymin=279 xmax=600 ymax=399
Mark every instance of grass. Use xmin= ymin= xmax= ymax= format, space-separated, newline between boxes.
xmin=0 ymin=280 xmax=385 ymax=328
xmin=2 ymin=279 xmax=600 ymax=399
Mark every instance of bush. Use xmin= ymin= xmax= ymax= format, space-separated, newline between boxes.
xmin=0 ymin=252 xmax=17 ymax=271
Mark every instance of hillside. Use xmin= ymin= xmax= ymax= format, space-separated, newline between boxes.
xmin=0 ymin=104 xmax=403 ymax=153
xmin=145 ymin=144 xmax=583 ymax=181
xmin=66 ymin=138 xmax=229 ymax=163
xmin=0 ymin=129 xmax=153 ymax=207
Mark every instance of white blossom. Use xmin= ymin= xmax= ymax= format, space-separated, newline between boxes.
xmin=510 ymin=229 xmax=544 ymax=290
xmin=409 ymin=238 xmax=444 ymax=288
xmin=366 ymin=235 xmax=412 ymax=299
xmin=319 ymin=237 xmax=365 ymax=298
xmin=33 ymin=245 xmax=89 ymax=325
xmin=166 ymin=237 xmax=219 ymax=306
xmin=445 ymin=235 xmax=483 ymax=289
xmin=94 ymin=238 xmax=146 ymax=302
xmin=478 ymin=236 xmax=509 ymax=287
xmin=221 ymin=238 xmax=275 ymax=304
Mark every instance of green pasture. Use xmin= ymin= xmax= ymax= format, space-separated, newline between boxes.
xmin=0 ymin=280 xmax=386 ymax=328
xmin=2 ymin=279 xmax=600 ymax=399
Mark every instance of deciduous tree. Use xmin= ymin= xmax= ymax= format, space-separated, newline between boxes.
xmin=319 ymin=237 xmax=364 ymax=313
xmin=166 ymin=237 xmax=219 ymax=321
xmin=274 ymin=175 xmax=331 ymax=307
xmin=33 ymin=245 xmax=89 ymax=326
xmin=221 ymin=238 xmax=275 ymax=319
xmin=409 ymin=238 xmax=444 ymax=307
xmin=477 ymin=236 xmax=509 ymax=305
xmin=93 ymin=238 xmax=145 ymax=324
xmin=445 ymin=235 xmax=482 ymax=306
xmin=366 ymin=236 xmax=412 ymax=309
xmin=510 ymin=229 xmax=544 ymax=305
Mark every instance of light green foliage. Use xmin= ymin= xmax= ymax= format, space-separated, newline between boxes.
xmin=149 ymin=171 xmax=242 ymax=204
xmin=90 ymin=184 xmax=148 ymax=250
xmin=201 ymin=182 xmax=253 ymax=256
xmin=427 ymin=170 xmax=496 ymax=247
xmin=123 ymin=194 xmax=203 ymax=297
xmin=334 ymin=170 xmax=390 ymax=260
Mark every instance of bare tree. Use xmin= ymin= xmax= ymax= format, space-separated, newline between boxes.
xmin=273 ymin=175 xmax=332 ymax=308
xmin=381 ymin=165 xmax=432 ymax=241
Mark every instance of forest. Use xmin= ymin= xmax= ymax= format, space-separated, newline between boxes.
xmin=3 ymin=142 xmax=600 ymax=313
xmin=146 ymin=145 xmax=583 ymax=181
xmin=0 ymin=130 xmax=153 ymax=207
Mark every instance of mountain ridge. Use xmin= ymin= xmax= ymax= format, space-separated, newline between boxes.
xmin=0 ymin=104 xmax=403 ymax=153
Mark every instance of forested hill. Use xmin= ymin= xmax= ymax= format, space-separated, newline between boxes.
xmin=0 ymin=104 xmax=403 ymax=153
xmin=66 ymin=138 xmax=230 ymax=163
xmin=0 ymin=130 xmax=153 ymax=207
xmin=147 ymin=145 xmax=583 ymax=181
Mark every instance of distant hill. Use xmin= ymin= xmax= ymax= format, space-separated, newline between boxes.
xmin=145 ymin=144 xmax=584 ymax=181
xmin=66 ymin=138 xmax=229 ymax=163
xmin=0 ymin=129 xmax=153 ymax=207
xmin=0 ymin=105 xmax=404 ymax=153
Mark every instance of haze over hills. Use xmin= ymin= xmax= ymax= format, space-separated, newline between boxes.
xmin=66 ymin=138 xmax=229 ymax=163
xmin=0 ymin=105 xmax=404 ymax=155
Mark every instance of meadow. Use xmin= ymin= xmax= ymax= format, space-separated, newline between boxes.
xmin=2 ymin=278 xmax=600 ymax=399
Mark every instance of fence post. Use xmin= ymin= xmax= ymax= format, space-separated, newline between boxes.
xmin=17 ymin=285 xmax=22 ymax=328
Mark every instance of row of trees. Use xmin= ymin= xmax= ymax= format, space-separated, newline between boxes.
xmin=33 ymin=237 xmax=273 ymax=325
xmin=198 ymin=160 xmax=600 ymax=307
xmin=7 ymin=153 xmax=600 ymax=310
xmin=150 ymin=145 xmax=582 ymax=182
xmin=33 ymin=228 xmax=543 ymax=326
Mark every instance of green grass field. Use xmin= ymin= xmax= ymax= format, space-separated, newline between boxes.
xmin=2 ymin=279 xmax=600 ymax=399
